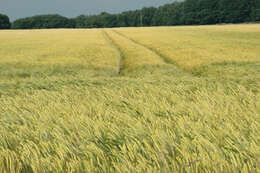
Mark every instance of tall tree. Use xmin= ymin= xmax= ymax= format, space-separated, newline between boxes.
xmin=250 ymin=0 xmax=260 ymax=21
xmin=140 ymin=7 xmax=157 ymax=26
xmin=196 ymin=0 xmax=218 ymax=24
xmin=0 ymin=14 xmax=11 ymax=29
xmin=183 ymin=0 xmax=200 ymax=25
xmin=12 ymin=14 xmax=75 ymax=29
xmin=217 ymin=0 xmax=251 ymax=23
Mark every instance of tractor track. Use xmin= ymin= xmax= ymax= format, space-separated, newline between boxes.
xmin=112 ymin=30 xmax=195 ymax=77
xmin=112 ymin=30 xmax=177 ymax=66
xmin=102 ymin=30 xmax=124 ymax=75
xmin=104 ymin=29 xmax=194 ymax=77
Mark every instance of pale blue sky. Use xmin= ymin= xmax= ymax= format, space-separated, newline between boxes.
xmin=0 ymin=0 xmax=176 ymax=21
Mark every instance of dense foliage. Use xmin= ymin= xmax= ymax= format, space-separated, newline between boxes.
xmin=12 ymin=14 xmax=75 ymax=29
xmin=7 ymin=0 xmax=260 ymax=29
xmin=73 ymin=0 xmax=260 ymax=28
xmin=0 ymin=13 xmax=11 ymax=29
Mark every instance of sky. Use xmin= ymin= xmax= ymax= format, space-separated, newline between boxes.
xmin=0 ymin=0 xmax=176 ymax=21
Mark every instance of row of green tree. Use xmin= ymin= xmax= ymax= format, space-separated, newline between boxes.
xmin=11 ymin=14 xmax=75 ymax=29
xmin=0 ymin=14 xmax=11 ymax=29
xmin=1 ymin=0 xmax=260 ymax=29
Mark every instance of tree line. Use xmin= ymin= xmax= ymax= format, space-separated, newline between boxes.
xmin=1 ymin=0 xmax=260 ymax=29
xmin=0 ymin=14 xmax=11 ymax=29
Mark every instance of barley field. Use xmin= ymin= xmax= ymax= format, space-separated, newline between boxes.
xmin=0 ymin=24 xmax=260 ymax=173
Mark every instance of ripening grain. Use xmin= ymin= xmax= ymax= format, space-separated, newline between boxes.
xmin=0 ymin=29 xmax=119 ymax=79
xmin=104 ymin=30 xmax=165 ymax=71
xmin=0 ymin=25 xmax=259 ymax=173
xmin=114 ymin=24 xmax=260 ymax=70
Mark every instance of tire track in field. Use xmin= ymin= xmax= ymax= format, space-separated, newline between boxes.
xmin=105 ymin=30 xmax=167 ymax=75
xmin=112 ymin=30 xmax=195 ymax=77
xmin=105 ymin=30 xmax=192 ymax=78
xmin=112 ymin=30 xmax=178 ymax=66
xmin=102 ymin=30 xmax=123 ymax=75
